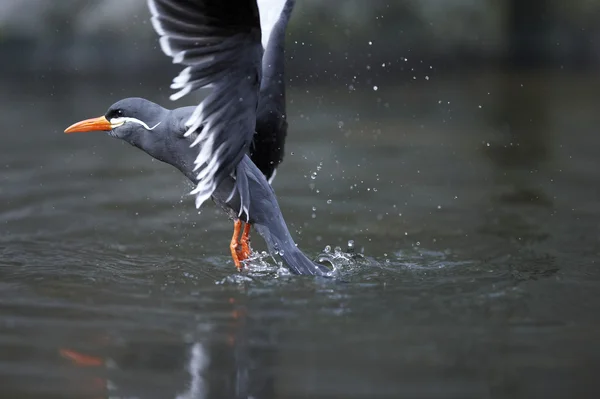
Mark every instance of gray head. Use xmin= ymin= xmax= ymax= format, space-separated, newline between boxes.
xmin=65 ymin=97 xmax=197 ymax=181
xmin=103 ymin=97 xmax=168 ymax=139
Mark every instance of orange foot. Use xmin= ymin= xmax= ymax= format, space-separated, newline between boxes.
xmin=230 ymin=221 xmax=252 ymax=270
xmin=238 ymin=223 xmax=252 ymax=260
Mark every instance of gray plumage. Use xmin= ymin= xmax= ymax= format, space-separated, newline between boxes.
xmin=69 ymin=1 xmax=328 ymax=275
xmin=105 ymin=98 xmax=330 ymax=276
xmin=149 ymin=0 xmax=264 ymax=216
xmin=148 ymin=0 xmax=297 ymax=214
xmin=143 ymin=0 xmax=326 ymax=274
xmin=251 ymin=0 xmax=296 ymax=180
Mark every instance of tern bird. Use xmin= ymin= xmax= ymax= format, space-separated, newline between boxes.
xmin=64 ymin=0 xmax=330 ymax=276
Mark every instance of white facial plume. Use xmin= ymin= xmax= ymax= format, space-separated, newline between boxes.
xmin=110 ymin=117 xmax=162 ymax=131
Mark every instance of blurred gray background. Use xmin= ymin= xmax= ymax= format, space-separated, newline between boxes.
xmin=1 ymin=0 xmax=599 ymax=77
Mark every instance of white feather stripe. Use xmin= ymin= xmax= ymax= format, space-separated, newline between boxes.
xmin=193 ymin=186 xmax=214 ymax=209
xmin=190 ymin=136 xmax=205 ymax=152
xmin=171 ymin=71 xmax=192 ymax=89
xmin=190 ymin=122 xmax=212 ymax=148
xmin=159 ymin=37 xmax=173 ymax=56
xmin=268 ymin=168 xmax=277 ymax=184
xmin=185 ymin=104 xmax=205 ymax=131
xmin=189 ymin=175 xmax=215 ymax=194
xmin=185 ymin=122 xmax=203 ymax=139
xmin=189 ymin=101 xmax=205 ymax=123
xmin=194 ymin=159 xmax=218 ymax=182
xmin=237 ymin=189 xmax=247 ymax=218
xmin=226 ymin=185 xmax=236 ymax=203
xmin=172 ymin=66 xmax=192 ymax=84
xmin=194 ymin=164 xmax=219 ymax=186
xmin=186 ymin=117 xmax=203 ymax=135
xmin=147 ymin=0 xmax=159 ymax=18
xmin=110 ymin=117 xmax=161 ymax=131
xmin=191 ymin=135 xmax=214 ymax=172
xmin=190 ymin=179 xmax=216 ymax=197
xmin=190 ymin=110 xmax=227 ymax=149
xmin=173 ymin=51 xmax=186 ymax=64
xmin=170 ymin=85 xmax=193 ymax=101
xmin=174 ymin=52 xmax=216 ymax=67
xmin=194 ymin=144 xmax=224 ymax=181
xmin=190 ymin=132 xmax=208 ymax=152
xmin=150 ymin=17 xmax=166 ymax=36
xmin=257 ymin=0 xmax=288 ymax=48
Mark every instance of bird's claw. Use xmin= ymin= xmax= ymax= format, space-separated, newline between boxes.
xmin=230 ymin=220 xmax=252 ymax=271
xmin=237 ymin=238 xmax=251 ymax=261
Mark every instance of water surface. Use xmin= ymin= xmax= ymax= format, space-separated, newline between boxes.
xmin=1 ymin=73 xmax=600 ymax=398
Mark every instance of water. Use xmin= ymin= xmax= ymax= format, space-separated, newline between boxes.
xmin=1 ymin=73 xmax=600 ymax=398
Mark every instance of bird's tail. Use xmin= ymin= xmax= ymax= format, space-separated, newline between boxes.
xmin=233 ymin=155 xmax=331 ymax=276
xmin=254 ymin=221 xmax=331 ymax=276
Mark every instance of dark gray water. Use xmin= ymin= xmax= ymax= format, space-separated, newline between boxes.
xmin=1 ymin=72 xmax=600 ymax=398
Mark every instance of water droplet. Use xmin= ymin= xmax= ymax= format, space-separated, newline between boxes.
xmin=312 ymin=206 xmax=316 ymax=211
xmin=279 ymin=249 xmax=284 ymax=256
xmin=373 ymin=86 xmax=378 ymax=91
xmin=324 ymin=245 xmax=331 ymax=253
xmin=327 ymin=199 xmax=332 ymax=204
xmin=347 ymin=240 xmax=355 ymax=250
xmin=338 ymin=121 xmax=344 ymax=129
xmin=437 ymin=205 xmax=442 ymax=209
xmin=310 ymin=172 xmax=317 ymax=179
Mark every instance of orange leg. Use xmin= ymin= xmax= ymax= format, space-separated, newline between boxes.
xmin=60 ymin=349 xmax=104 ymax=367
xmin=239 ymin=223 xmax=252 ymax=260
xmin=230 ymin=220 xmax=243 ymax=270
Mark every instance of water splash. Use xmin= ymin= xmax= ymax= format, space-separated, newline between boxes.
xmin=216 ymin=250 xmax=291 ymax=284
xmin=317 ymin=240 xmax=365 ymax=272
xmin=217 ymin=239 xmax=371 ymax=284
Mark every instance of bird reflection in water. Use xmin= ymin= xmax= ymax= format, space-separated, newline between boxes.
xmin=59 ymin=340 xmax=210 ymax=398
xmin=56 ymin=295 xmax=260 ymax=398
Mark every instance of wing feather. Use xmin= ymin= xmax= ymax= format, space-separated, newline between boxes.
xmin=252 ymin=0 xmax=296 ymax=181
xmin=148 ymin=0 xmax=262 ymax=214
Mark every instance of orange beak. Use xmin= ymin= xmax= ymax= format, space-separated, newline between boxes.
xmin=64 ymin=116 xmax=112 ymax=134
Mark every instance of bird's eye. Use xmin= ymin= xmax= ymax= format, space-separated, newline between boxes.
xmin=108 ymin=109 xmax=124 ymax=119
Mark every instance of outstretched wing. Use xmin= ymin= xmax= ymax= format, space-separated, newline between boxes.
xmin=148 ymin=0 xmax=263 ymax=215
xmin=252 ymin=0 xmax=296 ymax=182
